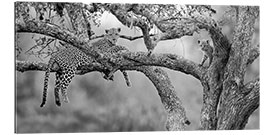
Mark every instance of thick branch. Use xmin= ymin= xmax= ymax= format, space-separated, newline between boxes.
xmin=16 ymin=60 xmax=53 ymax=72
xmin=217 ymin=78 xmax=259 ymax=130
xmin=130 ymin=66 xmax=190 ymax=130
xmin=224 ymin=6 xmax=257 ymax=85
xmin=122 ymin=52 xmax=205 ymax=80
xmin=218 ymin=6 xmax=259 ymax=130
xmin=16 ymin=60 xmax=105 ymax=75
xmin=221 ymin=6 xmax=258 ymax=107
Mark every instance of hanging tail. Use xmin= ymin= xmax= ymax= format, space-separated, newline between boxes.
xmin=40 ymin=58 xmax=54 ymax=107
xmin=121 ymin=70 xmax=131 ymax=87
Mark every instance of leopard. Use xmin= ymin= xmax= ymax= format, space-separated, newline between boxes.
xmin=90 ymin=28 xmax=131 ymax=86
xmin=105 ymin=45 xmax=132 ymax=86
xmin=198 ymin=39 xmax=214 ymax=67
xmin=40 ymin=28 xmax=130 ymax=107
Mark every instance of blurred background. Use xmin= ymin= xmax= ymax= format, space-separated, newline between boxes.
xmin=15 ymin=4 xmax=259 ymax=133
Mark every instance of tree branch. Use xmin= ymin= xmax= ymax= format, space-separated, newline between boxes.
xmin=16 ymin=60 xmax=52 ymax=72
xmin=16 ymin=20 xmax=116 ymax=72
xmin=223 ymin=6 xmax=258 ymax=95
xmin=217 ymin=6 xmax=259 ymax=130
xmin=105 ymin=3 xmax=230 ymax=56
xmin=16 ymin=20 xmax=89 ymax=46
xmin=16 ymin=16 xmax=192 ymax=131
xmin=246 ymin=45 xmax=259 ymax=66
xmin=104 ymin=4 xmax=158 ymax=54
xmin=242 ymin=78 xmax=260 ymax=95
xmin=82 ymin=8 xmax=94 ymax=40
xmin=217 ymin=78 xmax=259 ymax=130
xmin=128 ymin=66 xmax=190 ymax=130
xmin=89 ymin=34 xmax=154 ymax=41
xmin=16 ymin=60 xmax=190 ymax=130
xmin=122 ymin=52 xmax=204 ymax=80
xmin=120 ymin=34 xmax=154 ymax=41
xmin=16 ymin=60 xmax=105 ymax=75
xmin=16 ymin=19 xmax=204 ymax=79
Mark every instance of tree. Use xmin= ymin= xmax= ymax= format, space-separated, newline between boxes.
xmin=15 ymin=2 xmax=259 ymax=131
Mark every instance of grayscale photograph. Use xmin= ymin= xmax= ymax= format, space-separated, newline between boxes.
xmin=15 ymin=2 xmax=259 ymax=133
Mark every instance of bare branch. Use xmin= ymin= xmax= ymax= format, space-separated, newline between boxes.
xmin=89 ymin=34 xmax=151 ymax=41
xmin=120 ymin=34 xmax=154 ymax=41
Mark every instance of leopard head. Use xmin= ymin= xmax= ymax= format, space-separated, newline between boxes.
xmin=104 ymin=28 xmax=121 ymax=44
xmin=198 ymin=40 xmax=210 ymax=50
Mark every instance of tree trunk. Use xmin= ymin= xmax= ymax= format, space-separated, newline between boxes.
xmin=200 ymin=6 xmax=259 ymax=130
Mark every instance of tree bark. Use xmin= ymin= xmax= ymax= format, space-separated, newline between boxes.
xmin=217 ymin=6 xmax=259 ymax=130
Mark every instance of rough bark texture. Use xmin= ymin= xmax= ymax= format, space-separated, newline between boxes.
xmin=132 ymin=66 xmax=190 ymax=130
xmin=217 ymin=6 xmax=259 ymax=130
xmin=15 ymin=3 xmax=259 ymax=131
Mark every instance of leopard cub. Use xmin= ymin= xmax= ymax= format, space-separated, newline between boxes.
xmin=198 ymin=40 xmax=213 ymax=67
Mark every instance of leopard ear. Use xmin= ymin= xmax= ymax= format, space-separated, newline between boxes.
xmin=117 ymin=28 xmax=121 ymax=32
xmin=105 ymin=29 xmax=109 ymax=33
xmin=198 ymin=40 xmax=201 ymax=44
